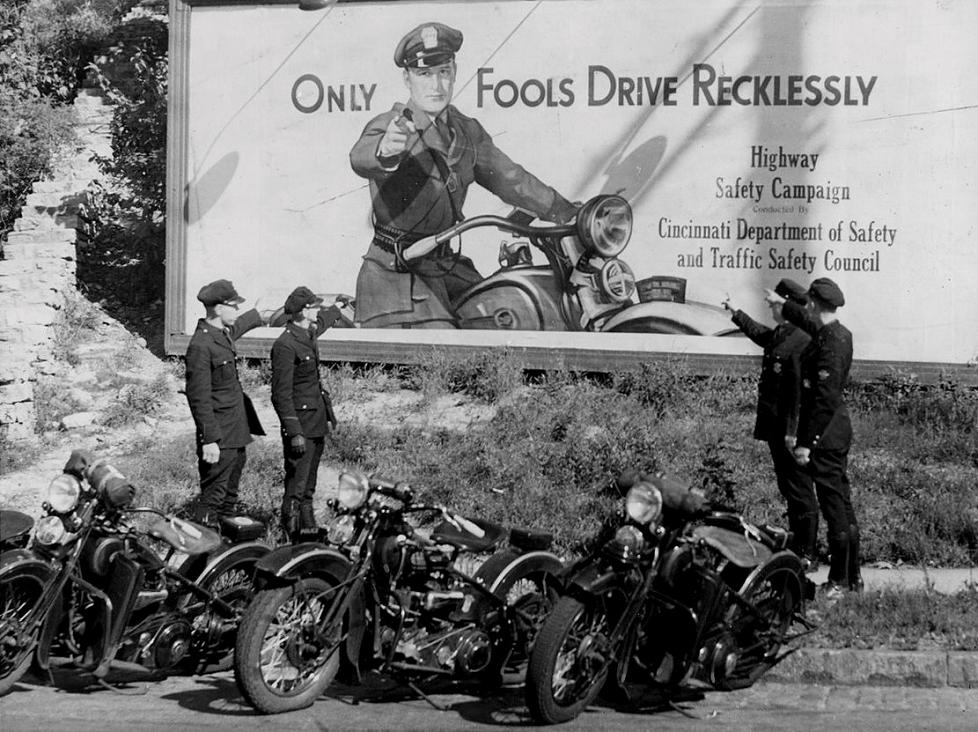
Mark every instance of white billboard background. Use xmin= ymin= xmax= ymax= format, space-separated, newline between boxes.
xmin=176 ymin=0 xmax=978 ymax=365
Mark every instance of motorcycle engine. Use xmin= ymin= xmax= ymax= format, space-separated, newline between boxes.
xmin=390 ymin=624 xmax=493 ymax=675
xmin=124 ymin=616 xmax=192 ymax=670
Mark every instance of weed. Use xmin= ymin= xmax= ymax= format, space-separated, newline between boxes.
xmin=50 ymin=290 xmax=103 ymax=364
xmin=99 ymin=372 xmax=171 ymax=427
xmin=33 ymin=376 xmax=91 ymax=431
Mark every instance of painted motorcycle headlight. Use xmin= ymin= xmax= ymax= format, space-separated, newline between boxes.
xmin=613 ymin=525 xmax=645 ymax=553
xmin=46 ymin=473 xmax=81 ymax=513
xmin=625 ymin=481 xmax=663 ymax=525
xmin=326 ymin=514 xmax=357 ymax=545
xmin=599 ymin=258 xmax=636 ymax=303
xmin=576 ymin=194 xmax=632 ymax=258
xmin=337 ymin=471 xmax=369 ymax=509
xmin=35 ymin=515 xmax=67 ymax=545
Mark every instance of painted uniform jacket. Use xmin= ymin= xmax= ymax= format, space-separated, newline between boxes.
xmin=270 ymin=306 xmax=342 ymax=439
xmin=731 ymin=310 xmax=811 ymax=442
xmin=185 ymin=309 xmax=265 ymax=448
xmin=350 ymin=101 xmax=576 ymax=236
xmin=783 ymin=300 xmax=853 ymax=451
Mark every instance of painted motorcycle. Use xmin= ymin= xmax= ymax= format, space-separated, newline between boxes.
xmin=233 ymin=470 xmax=563 ymax=713
xmin=0 ymin=450 xmax=269 ymax=695
xmin=525 ymin=468 xmax=812 ymax=724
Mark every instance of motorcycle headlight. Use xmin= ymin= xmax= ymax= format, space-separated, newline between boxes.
xmin=598 ymin=258 xmax=636 ymax=303
xmin=625 ymin=481 xmax=663 ymax=525
xmin=46 ymin=474 xmax=81 ymax=514
xmin=35 ymin=515 xmax=67 ymax=545
xmin=337 ymin=471 xmax=369 ymax=509
xmin=613 ymin=525 xmax=646 ymax=554
xmin=576 ymin=195 xmax=632 ymax=258
xmin=326 ymin=514 xmax=357 ymax=545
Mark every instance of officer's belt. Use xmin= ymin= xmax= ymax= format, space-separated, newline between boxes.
xmin=372 ymin=224 xmax=451 ymax=258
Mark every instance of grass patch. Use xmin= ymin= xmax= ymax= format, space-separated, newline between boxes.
xmin=99 ymin=372 xmax=172 ymax=427
xmin=50 ymin=290 xmax=103 ymax=365
xmin=807 ymin=585 xmax=978 ymax=651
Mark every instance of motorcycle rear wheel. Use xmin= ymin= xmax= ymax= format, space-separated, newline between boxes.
xmin=234 ymin=577 xmax=343 ymax=714
xmin=526 ymin=596 xmax=611 ymax=725
xmin=182 ymin=554 xmax=263 ymax=673
xmin=0 ymin=568 xmax=46 ymax=696
xmin=718 ymin=551 xmax=803 ymax=690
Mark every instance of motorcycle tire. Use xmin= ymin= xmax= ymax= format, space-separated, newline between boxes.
xmin=0 ymin=566 xmax=47 ymax=696
xmin=180 ymin=553 xmax=264 ymax=674
xmin=234 ymin=577 xmax=343 ymax=714
xmin=526 ymin=596 xmax=611 ymax=725
xmin=473 ymin=552 xmax=559 ymax=687
xmin=718 ymin=551 xmax=803 ymax=690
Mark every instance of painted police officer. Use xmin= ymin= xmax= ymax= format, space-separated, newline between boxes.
xmin=349 ymin=21 xmax=577 ymax=328
xmin=725 ymin=279 xmax=817 ymax=565
xmin=767 ymin=277 xmax=862 ymax=597
xmin=185 ymin=279 xmax=266 ymax=525
xmin=270 ymin=286 xmax=346 ymax=539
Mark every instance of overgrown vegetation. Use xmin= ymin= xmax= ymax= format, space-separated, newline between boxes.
xmin=0 ymin=0 xmax=121 ymax=245
xmin=102 ymin=352 xmax=978 ymax=567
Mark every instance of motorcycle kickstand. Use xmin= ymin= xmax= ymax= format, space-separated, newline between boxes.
xmin=404 ymin=679 xmax=449 ymax=712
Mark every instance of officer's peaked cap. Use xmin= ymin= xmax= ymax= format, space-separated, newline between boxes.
xmin=197 ymin=279 xmax=245 ymax=307
xmin=395 ymin=22 xmax=463 ymax=69
xmin=284 ymin=286 xmax=324 ymax=315
xmin=808 ymin=277 xmax=845 ymax=308
xmin=774 ymin=278 xmax=808 ymax=305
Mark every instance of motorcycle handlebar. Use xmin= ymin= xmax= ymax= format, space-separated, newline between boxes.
xmin=433 ymin=215 xmax=577 ymax=245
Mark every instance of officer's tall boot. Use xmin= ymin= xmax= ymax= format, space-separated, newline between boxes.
xmin=281 ymin=497 xmax=301 ymax=543
xmin=298 ymin=501 xmax=319 ymax=542
xmin=790 ymin=510 xmax=820 ymax=572
xmin=847 ymin=522 xmax=864 ymax=592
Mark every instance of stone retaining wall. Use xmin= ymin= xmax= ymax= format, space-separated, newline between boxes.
xmin=0 ymin=84 xmax=114 ymax=439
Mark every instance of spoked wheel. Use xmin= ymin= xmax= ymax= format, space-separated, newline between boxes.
xmin=234 ymin=577 xmax=343 ymax=714
xmin=0 ymin=569 xmax=46 ymax=696
xmin=526 ymin=596 xmax=612 ymax=725
xmin=183 ymin=558 xmax=259 ymax=673
xmin=716 ymin=551 xmax=803 ymax=690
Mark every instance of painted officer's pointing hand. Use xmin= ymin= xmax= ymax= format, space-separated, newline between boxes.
xmin=377 ymin=114 xmax=416 ymax=159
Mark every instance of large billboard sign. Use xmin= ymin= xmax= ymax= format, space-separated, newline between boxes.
xmin=166 ymin=0 xmax=978 ymax=377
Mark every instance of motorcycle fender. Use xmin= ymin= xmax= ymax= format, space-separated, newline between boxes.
xmin=192 ymin=541 xmax=270 ymax=587
xmin=563 ymin=560 xmax=621 ymax=599
xmin=475 ymin=549 xmax=564 ymax=598
xmin=691 ymin=525 xmax=773 ymax=568
xmin=602 ymin=300 xmax=741 ymax=336
xmin=0 ymin=549 xmax=56 ymax=583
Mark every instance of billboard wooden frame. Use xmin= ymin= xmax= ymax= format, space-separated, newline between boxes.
xmin=164 ymin=0 xmax=978 ymax=384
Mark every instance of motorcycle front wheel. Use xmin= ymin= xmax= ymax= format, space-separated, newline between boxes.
xmin=526 ymin=596 xmax=612 ymax=725
xmin=0 ymin=567 xmax=46 ymax=696
xmin=234 ymin=577 xmax=343 ymax=714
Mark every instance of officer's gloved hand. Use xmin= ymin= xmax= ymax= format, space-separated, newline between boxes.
xmin=290 ymin=434 xmax=306 ymax=457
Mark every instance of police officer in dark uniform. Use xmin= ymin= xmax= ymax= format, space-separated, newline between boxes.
xmin=185 ymin=279 xmax=266 ymax=525
xmin=725 ymin=279 xmax=817 ymax=564
xmin=270 ymin=286 xmax=346 ymax=539
xmin=349 ymin=21 xmax=577 ymax=328
xmin=767 ymin=277 xmax=862 ymax=597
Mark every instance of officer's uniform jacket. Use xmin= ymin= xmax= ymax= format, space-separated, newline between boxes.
xmin=349 ymin=101 xmax=576 ymax=326
xmin=731 ymin=310 xmax=811 ymax=442
xmin=783 ymin=301 xmax=853 ymax=452
xmin=185 ymin=309 xmax=265 ymax=449
xmin=270 ymin=306 xmax=342 ymax=439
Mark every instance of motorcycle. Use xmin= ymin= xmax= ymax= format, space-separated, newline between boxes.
xmin=525 ymin=468 xmax=812 ymax=724
xmin=1 ymin=510 xmax=34 ymax=552
xmin=0 ymin=450 xmax=269 ymax=695
xmin=233 ymin=470 xmax=564 ymax=714
xmin=389 ymin=194 xmax=739 ymax=335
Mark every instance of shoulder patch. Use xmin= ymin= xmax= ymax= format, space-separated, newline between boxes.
xmin=817 ymin=369 xmax=831 ymax=381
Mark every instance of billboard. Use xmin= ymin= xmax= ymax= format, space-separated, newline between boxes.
xmin=166 ymin=0 xmax=978 ymax=377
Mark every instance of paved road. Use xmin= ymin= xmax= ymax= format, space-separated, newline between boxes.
xmin=0 ymin=667 xmax=974 ymax=732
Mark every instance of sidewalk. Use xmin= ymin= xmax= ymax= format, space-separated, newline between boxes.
xmin=809 ymin=565 xmax=978 ymax=594
xmin=771 ymin=564 xmax=978 ymax=688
